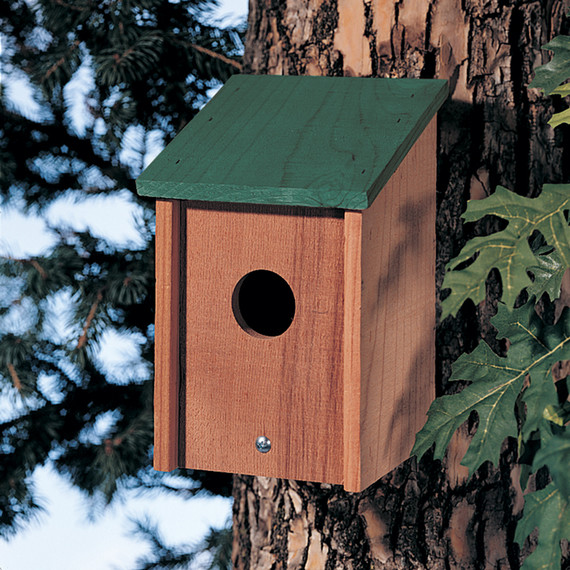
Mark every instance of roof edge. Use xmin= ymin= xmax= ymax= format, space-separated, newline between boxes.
xmin=136 ymin=179 xmax=370 ymax=210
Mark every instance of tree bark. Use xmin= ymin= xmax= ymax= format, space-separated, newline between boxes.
xmin=233 ymin=1 xmax=570 ymax=567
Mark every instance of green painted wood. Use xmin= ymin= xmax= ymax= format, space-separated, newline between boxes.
xmin=136 ymin=75 xmax=447 ymax=210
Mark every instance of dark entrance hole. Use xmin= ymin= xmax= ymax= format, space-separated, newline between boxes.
xmin=232 ymin=270 xmax=295 ymax=338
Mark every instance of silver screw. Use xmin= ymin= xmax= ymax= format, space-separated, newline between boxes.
xmin=255 ymin=435 xmax=271 ymax=453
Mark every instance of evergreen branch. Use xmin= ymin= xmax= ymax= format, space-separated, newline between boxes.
xmin=136 ymin=480 xmax=201 ymax=498
xmin=130 ymin=516 xmax=197 ymax=570
xmin=51 ymin=0 xmax=94 ymax=12
xmin=42 ymin=40 xmax=80 ymax=84
xmin=1 ymin=0 xmax=243 ymax=540
xmin=103 ymin=422 xmax=137 ymax=456
xmin=7 ymin=363 xmax=22 ymax=392
xmin=29 ymin=260 xmax=48 ymax=280
xmin=5 ymin=258 xmax=49 ymax=281
xmin=96 ymin=32 xmax=165 ymax=84
xmin=0 ymin=380 xmax=151 ymax=520
xmin=104 ymin=435 xmax=124 ymax=456
xmin=81 ymin=186 xmax=123 ymax=195
xmin=0 ymin=381 xmax=146 ymax=434
xmin=1 ymin=108 xmax=135 ymax=192
xmin=113 ymin=46 xmax=139 ymax=68
xmin=76 ymin=289 xmax=104 ymax=349
xmin=186 ymin=42 xmax=243 ymax=71
xmin=170 ymin=37 xmax=242 ymax=71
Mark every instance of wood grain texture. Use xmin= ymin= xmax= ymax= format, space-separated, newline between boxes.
xmin=343 ymin=210 xmax=362 ymax=492
xmin=182 ymin=202 xmax=345 ymax=484
xmin=136 ymin=75 xmax=447 ymax=209
xmin=154 ymin=199 xmax=181 ymax=471
xmin=349 ymin=117 xmax=437 ymax=491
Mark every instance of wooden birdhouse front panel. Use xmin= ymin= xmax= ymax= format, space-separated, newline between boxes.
xmin=182 ymin=203 xmax=345 ymax=484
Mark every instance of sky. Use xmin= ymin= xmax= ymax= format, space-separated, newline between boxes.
xmin=0 ymin=0 xmax=248 ymax=568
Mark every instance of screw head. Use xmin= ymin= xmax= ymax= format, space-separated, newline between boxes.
xmin=255 ymin=435 xmax=271 ymax=453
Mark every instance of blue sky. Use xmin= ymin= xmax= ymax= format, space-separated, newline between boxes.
xmin=0 ymin=0 xmax=248 ymax=568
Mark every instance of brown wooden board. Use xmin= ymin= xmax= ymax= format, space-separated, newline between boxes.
xmin=154 ymin=199 xmax=181 ymax=471
xmin=343 ymin=118 xmax=437 ymax=491
xmin=343 ymin=211 xmax=363 ymax=490
xmin=182 ymin=202 xmax=345 ymax=484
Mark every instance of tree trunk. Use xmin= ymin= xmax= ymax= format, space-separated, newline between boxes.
xmin=233 ymin=1 xmax=570 ymax=567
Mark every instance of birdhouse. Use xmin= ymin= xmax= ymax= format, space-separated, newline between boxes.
xmin=136 ymin=75 xmax=447 ymax=492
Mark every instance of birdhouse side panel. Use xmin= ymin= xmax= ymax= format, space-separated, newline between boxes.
xmin=343 ymin=117 xmax=437 ymax=492
xmin=182 ymin=202 xmax=345 ymax=484
xmin=359 ymin=117 xmax=437 ymax=490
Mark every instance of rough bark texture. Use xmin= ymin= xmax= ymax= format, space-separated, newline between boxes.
xmin=233 ymin=1 xmax=570 ymax=568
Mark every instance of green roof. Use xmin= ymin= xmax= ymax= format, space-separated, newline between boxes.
xmin=136 ymin=75 xmax=448 ymax=210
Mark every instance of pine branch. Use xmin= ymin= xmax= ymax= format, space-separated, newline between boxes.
xmin=186 ymin=42 xmax=243 ymax=71
xmin=5 ymin=258 xmax=49 ymax=280
xmin=1 ymin=108 xmax=135 ymax=193
xmin=76 ymin=289 xmax=104 ymax=349
xmin=103 ymin=423 xmax=136 ymax=456
xmin=7 ymin=363 xmax=22 ymax=392
xmin=136 ymin=480 xmax=201 ymax=498
xmin=29 ymin=260 xmax=48 ymax=280
xmin=1 ymin=0 xmax=243 ymax=547
xmin=130 ymin=516 xmax=197 ymax=570
xmin=50 ymin=0 xmax=94 ymax=12
xmin=42 ymin=40 xmax=80 ymax=84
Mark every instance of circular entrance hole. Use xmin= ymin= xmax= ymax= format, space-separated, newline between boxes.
xmin=232 ymin=270 xmax=295 ymax=337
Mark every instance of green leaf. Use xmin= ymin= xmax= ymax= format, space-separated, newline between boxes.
xmin=527 ymin=247 xmax=565 ymax=302
xmin=533 ymin=429 xmax=570 ymax=499
xmin=551 ymin=84 xmax=570 ymax=96
xmin=520 ymin=371 xmax=560 ymax=442
xmin=542 ymin=405 xmax=564 ymax=426
xmin=548 ymin=107 xmax=570 ymax=129
xmin=515 ymin=482 xmax=570 ymax=570
xmin=413 ymin=302 xmax=570 ymax=475
xmin=532 ymin=39 xmax=570 ymax=131
xmin=441 ymin=184 xmax=570 ymax=319
xmin=530 ymin=36 xmax=570 ymax=95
